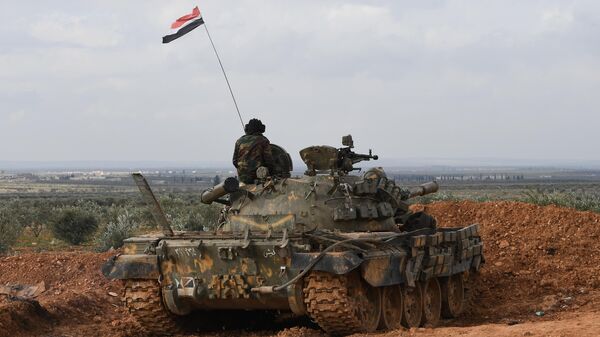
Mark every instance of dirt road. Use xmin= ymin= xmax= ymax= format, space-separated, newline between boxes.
xmin=1 ymin=201 xmax=599 ymax=337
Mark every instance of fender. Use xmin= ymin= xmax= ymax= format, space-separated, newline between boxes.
xmin=360 ymin=252 xmax=407 ymax=287
xmin=102 ymin=254 xmax=160 ymax=280
xmin=291 ymin=251 xmax=362 ymax=275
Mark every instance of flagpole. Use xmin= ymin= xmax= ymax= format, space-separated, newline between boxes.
xmin=202 ymin=23 xmax=245 ymax=129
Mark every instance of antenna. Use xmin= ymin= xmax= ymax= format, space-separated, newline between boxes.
xmin=202 ymin=23 xmax=245 ymax=129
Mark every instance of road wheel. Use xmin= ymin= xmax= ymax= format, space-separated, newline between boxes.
xmin=421 ymin=278 xmax=442 ymax=327
xmin=441 ymin=274 xmax=465 ymax=318
xmin=378 ymin=285 xmax=403 ymax=330
xmin=401 ymin=283 xmax=423 ymax=328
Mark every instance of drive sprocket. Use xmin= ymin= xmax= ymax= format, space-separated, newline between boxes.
xmin=303 ymin=271 xmax=380 ymax=335
xmin=123 ymin=280 xmax=181 ymax=336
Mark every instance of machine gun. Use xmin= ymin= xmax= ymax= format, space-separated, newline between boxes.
xmin=299 ymin=135 xmax=378 ymax=175
xmin=337 ymin=135 xmax=378 ymax=173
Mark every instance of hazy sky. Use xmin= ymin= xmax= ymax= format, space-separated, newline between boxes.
xmin=1 ymin=1 xmax=599 ymax=165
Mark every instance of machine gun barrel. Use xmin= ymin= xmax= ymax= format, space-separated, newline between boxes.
xmin=201 ymin=177 xmax=240 ymax=204
xmin=350 ymin=152 xmax=379 ymax=163
xmin=408 ymin=181 xmax=439 ymax=199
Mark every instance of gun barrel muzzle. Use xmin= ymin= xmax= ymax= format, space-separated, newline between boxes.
xmin=201 ymin=177 xmax=240 ymax=204
xmin=408 ymin=181 xmax=439 ymax=198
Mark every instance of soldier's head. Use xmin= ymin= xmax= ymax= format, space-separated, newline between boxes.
xmin=363 ymin=167 xmax=387 ymax=180
xmin=244 ymin=118 xmax=266 ymax=135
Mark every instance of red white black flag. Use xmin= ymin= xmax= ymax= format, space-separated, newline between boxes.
xmin=162 ymin=6 xmax=204 ymax=44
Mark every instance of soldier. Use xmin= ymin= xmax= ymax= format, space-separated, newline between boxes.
xmin=232 ymin=118 xmax=274 ymax=184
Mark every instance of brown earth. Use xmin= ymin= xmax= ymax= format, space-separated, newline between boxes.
xmin=414 ymin=200 xmax=600 ymax=322
xmin=1 ymin=201 xmax=599 ymax=337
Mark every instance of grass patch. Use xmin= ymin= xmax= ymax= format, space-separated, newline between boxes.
xmin=15 ymin=227 xmax=74 ymax=251
xmin=416 ymin=188 xmax=600 ymax=214
xmin=521 ymin=189 xmax=600 ymax=213
xmin=415 ymin=192 xmax=505 ymax=204
xmin=1 ymin=193 xmax=223 ymax=253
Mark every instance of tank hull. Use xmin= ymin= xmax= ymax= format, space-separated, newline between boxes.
xmin=104 ymin=223 xmax=483 ymax=316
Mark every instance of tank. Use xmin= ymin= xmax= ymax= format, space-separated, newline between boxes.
xmin=102 ymin=135 xmax=484 ymax=335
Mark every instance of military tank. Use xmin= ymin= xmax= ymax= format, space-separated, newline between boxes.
xmin=102 ymin=135 xmax=484 ymax=335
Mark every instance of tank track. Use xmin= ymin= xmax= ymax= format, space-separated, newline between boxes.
xmin=123 ymin=280 xmax=180 ymax=336
xmin=303 ymin=271 xmax=365 ymax=335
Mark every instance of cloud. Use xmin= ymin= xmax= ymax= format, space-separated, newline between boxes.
xmin=7 ymin=110 xmax=25 ymax=124
xmin=29 ymin=13 xmax=121 ymax=48
xmin=0 ymin=0 xmax=599 ymax=163
xmin=540 ymin=7 xmax=574 ymax=32
xmin=325 ymin=4 xmax=390 ymax=30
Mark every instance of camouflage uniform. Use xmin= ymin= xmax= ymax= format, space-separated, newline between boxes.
xmin=232 ymin=133 xmax=274 ymax=184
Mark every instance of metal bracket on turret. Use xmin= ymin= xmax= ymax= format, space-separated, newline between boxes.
xmin=241 ymin=225 xmax=251 ymax=249
xmin=279 ymin=228 xmax=289 ymax=248
xmin=305 ymin=180 xmax=318 ymax=200
xmin=260 ymin=179 xmax=277 ymax=194
xmin=266 ymin=225 xmax=273 ymax=240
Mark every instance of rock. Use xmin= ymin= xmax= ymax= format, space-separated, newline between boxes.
xmin=0 ymin=281 xmax=46 ymax=298
xmin=108 ymin=291 xmax=118 ymax=297
xmin=540 ymin=278 xmax=558 ymax=288
xmin=499 ymin=240 xmax=510 ymax=248
xmin=540 ymin=295 xmax=559 ymax=311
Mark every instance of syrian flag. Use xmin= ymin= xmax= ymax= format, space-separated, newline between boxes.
xmin=162 ymin=6 xmax=204 ymax=44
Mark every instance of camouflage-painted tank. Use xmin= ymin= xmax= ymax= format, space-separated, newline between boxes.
xmin=102 ymin=135 xmax=484 ymax=335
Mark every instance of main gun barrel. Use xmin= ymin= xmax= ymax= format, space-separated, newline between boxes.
xmin=408 ymin=181 xmax=439 ymax=199
xmin=201 ymin=177 xmax=240 ymax=204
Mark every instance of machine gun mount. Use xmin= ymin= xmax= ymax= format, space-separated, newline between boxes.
xmin=300 ymin=135 xmax=378 ymax=175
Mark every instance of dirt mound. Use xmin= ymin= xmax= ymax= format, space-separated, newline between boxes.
xmin=0 ymin=250 xmax=131 ymax=336
xmin=413 ymin=200 xmax=600 ymax=322
xmin=0 ymin=299 xmax=53 ymax=337
xmin=0 ymin=250 xmax=114 ymax=292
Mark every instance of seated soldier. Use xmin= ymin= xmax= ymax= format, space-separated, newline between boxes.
xmin=232 ymin=118 xmax=274 ymax=184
